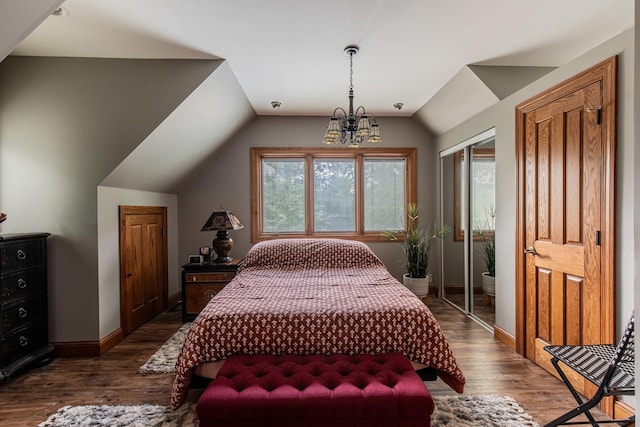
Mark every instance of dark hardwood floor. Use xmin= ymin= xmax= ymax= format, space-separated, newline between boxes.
xmin=0 ymin=299 xmax=613 ymax=426
xmin=442 ymin=292 xmax=495 ymax=327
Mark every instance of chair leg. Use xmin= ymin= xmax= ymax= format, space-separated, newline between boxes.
xmin=544 ymin=358 xmax=603 ymax=427
xmin=618 ymin=415 xmax=635 ymax=426
xmin=544 ymin=398 xmax=603 ymax=427
xmin=546 ymin=413 xmax=635 ymax=427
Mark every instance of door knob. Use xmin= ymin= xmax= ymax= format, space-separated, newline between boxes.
xmin=523 ymin=246 xmax=537 ymax=256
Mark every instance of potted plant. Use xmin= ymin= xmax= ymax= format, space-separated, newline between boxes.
xmin=476 ymin=207 xmax=496 ymax=299
xmin=384 ymin=203 xmax=450 ymax=297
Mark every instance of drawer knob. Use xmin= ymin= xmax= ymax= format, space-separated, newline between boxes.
xmin=18 ymin=307 xmax=28 ymax=318
xmin=17 ymin=278 xmax=27 ymax=289
xmin=19 ymin=336 xmax=28 ymax=347
xmin=203 ymin=289 xmax=217 ymax=301
xmin=16 ymin=250 xmax=27 ymax=261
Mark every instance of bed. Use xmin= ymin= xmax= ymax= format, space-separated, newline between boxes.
xmin=171 ymin=238 xmax=465 ymax=409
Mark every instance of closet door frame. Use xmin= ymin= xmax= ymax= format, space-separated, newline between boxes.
xmin=439 ymin=127 xmax=495 ymax=328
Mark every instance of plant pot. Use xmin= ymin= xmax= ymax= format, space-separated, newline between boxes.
xmin=403 ymin=273 xmax=431 ymax=297
xmin=482 ymin=272 xmax=495 ymax=297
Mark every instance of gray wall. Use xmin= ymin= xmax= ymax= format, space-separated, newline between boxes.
xmin=0 ymin=56 xmax=218 ymax=341
xmin=0 ymin=29 xmax=636 ymax=355
xmin=177 ymin=115 xmax=437 ymax=282
xmin=97 ymin=187 xmax=179 ymax=338
xmin=435 ymin=29 xmax=635 ymax=337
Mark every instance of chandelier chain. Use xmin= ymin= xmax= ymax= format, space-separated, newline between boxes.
xmin=349 ymin=51 xmax=354 ymax=90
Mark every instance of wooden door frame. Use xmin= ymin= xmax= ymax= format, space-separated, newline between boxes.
xmin=515 ymin=56 xmax=617 ymax=356
xmin=119 ymin=205 xmax=169 ymax=335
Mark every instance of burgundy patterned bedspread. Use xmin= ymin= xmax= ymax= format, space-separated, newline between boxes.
xmin=170 ymin=239 xmax=465 ymax=409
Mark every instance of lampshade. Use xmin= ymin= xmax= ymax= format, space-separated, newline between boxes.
xmin=368 ymin=123 xmax=382 ymax=143
xmin=201 ymin=211 xmax=244 ymax=263
xmin=355 ymin=117 xmax=371 ymax=139
xmin=201 ymin=211 xmax=244 ymax=232
xmin=322 ymin=117 xmax=341 ymax=145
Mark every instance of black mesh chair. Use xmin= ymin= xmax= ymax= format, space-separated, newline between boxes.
xmin=543 ymin=312 xmax=635 ymax=427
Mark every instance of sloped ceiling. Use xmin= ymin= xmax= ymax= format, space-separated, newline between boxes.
xmin=469 ymin=65 xmax=556 ymax=101
xmin=0 ymin=0 xmax=62 ymax=62
xmin=414 ymin=65 xmax=556 ymax=135
xmin=101 ymin=60 xmax=254 ymax=193
xmin=2 ymin=1 xmax=634 ymax=194
xmin=10 ymin=1 xmax=633 ymax=118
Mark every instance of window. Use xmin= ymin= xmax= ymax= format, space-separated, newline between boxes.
xmin=453 ymin=147 xmax=495 ymax=241
xmin=251 ymin=147 xmax=416 ymax=242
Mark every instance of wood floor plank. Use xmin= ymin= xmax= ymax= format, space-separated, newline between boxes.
xmin=0 ymin=299 xmax=617 ymax=426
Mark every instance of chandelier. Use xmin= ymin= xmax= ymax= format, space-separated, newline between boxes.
xmin=322 ymin=46 xmax=382 ymax=146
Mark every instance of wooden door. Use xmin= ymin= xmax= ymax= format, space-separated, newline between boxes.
xmin=119 ymin=206 xmax=168 ymax=335
xmin=516 ymin=58 xmax=616 ymax=412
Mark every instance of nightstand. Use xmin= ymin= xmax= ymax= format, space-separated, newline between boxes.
xmin=181 ymin=259 xmax=241 ymax=322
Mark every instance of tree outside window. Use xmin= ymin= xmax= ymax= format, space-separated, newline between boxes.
xmin=251 ymin=147 xmax=416 ymax=242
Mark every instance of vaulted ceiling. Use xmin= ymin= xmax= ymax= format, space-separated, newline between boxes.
xmin=10 ymin=1 xmax=633 ymax=120
xmin=2 ymin=1 xmax=634 ymax=192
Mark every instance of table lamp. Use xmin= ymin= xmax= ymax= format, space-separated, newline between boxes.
xmin=201 ymin=210 xmax=244 ymax=263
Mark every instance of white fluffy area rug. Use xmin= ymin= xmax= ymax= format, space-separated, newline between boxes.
xmin=39 ymin=395 xmax=540 ymax=426
xmin=39 ymin=403 xmax=198 ymax=427
xmin=138 ymin=323 xmax=191 ymax=374
xmin=431 ymin=395 xmax=539 ymax=426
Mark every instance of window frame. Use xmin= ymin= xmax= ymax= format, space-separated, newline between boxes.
xmin=453 ymin=147 xmax=495 ymax=241
xmin=251 ymin=147 xmax=417 ymax=242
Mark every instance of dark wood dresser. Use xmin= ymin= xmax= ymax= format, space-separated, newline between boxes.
xmin=181 ymin=259 xmax=241 ymax=322
xmin=0 ymin=233 xmax=54 ymax=380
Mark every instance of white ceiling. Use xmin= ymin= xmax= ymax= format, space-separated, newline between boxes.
xmin=11 ymin=0 xmax=635 ymax=117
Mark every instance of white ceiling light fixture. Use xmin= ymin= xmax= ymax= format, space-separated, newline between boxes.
xmin=322 ymin=46 xmax=381 ymax=146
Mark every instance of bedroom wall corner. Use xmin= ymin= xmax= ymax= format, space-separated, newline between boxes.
xmin=97 ymin=186 xmax=179 ymax=339
xmin=0 ymin=56 xmax=218 ymax=343
xmin=176 ymin=115 xmax=436 ymax=282
xmin=434 ymin=28 xmax=635 ymax=338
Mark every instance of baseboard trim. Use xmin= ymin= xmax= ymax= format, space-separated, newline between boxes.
xmin=168 ymin=291 xmax=181 ymax=309
xmin=52 ymin=327 xmax=124 ymax=358
xmin=441 ymin=285 xmax=485 ymax=295
xmin=52 ymin=293 xmax=182 ymax=358
xmin=614 ymin=399 xmax=634 ymax=421
xmin=99 ymin=327 xmax=124 ymax=354
xmin=494 ymin=325 xmax=516 ymax=351
xmin=52 ymin=341 xmax=99 ymax=358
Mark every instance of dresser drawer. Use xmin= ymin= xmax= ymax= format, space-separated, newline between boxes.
xmin=181 ymin=259 xmax=241 ymax=322
xmin=0 ymin=233 xmax=51 ymax=379
xmin=0 ymin=322 xmax=47 ymax=363
xmin=1 ymin=268 xmax=44 ymax=302
xmin=185 ymin=272 xmax=235 ymax=283
xmin=185 ymin=283 xmax=226 ymax=314
xmin=0 ymin=239 xmax=43 ymax=271
xmin=1 ymin=297 xmax=45 ymax=336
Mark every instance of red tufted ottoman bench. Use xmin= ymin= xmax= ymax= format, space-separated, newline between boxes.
xmin=196 ymin=353 xmax=434 ymax=427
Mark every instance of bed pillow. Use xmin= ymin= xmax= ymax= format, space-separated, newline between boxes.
xmin=241 ymin=238 xmax=384 ymax=270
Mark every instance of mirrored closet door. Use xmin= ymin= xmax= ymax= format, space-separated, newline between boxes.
xmin=439 ymin=128 xmax=495 ymax=328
